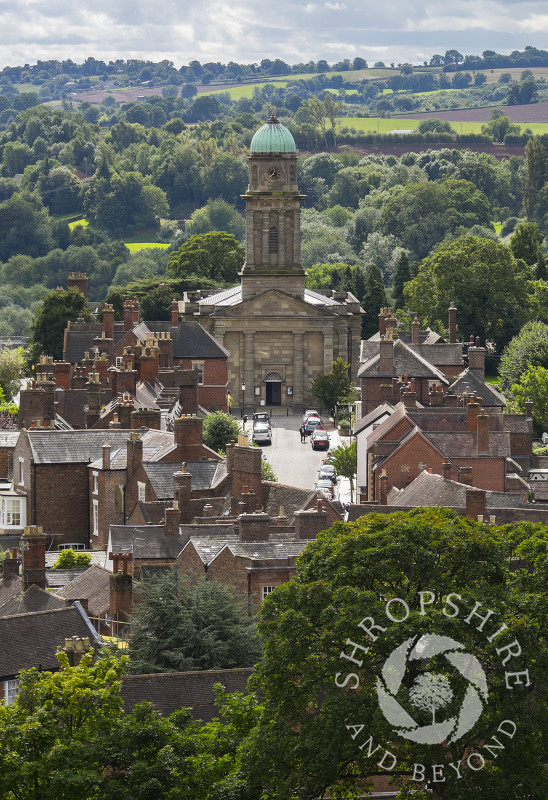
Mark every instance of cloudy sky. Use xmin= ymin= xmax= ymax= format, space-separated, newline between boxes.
xmin=1 ymin=0 xmax=548 ymax=69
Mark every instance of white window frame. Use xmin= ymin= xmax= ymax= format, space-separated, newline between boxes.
xmin=137 ymin=481 xmax=146 ymax=503
xmin=2 ymin=497 xmax=23 ymax=527
xmin=115 ymin=356 xmax=123 ymax=368
xmin=18 ymin=457 xmax=24 ymax=487
xmin=3 ymin=679 xmax=18 ymax=706
xmin=262 ymin=585 xmax=276 ymax=600
xmin=92 ymin=471 xmax=98 ymax=495
xmin=92 ymin=499 xmax=99 ymax=537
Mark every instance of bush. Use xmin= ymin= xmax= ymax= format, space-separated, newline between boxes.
xmin=51 ymin=549 xmax=91 ymax=569
xmin=202 ymin=411 xmax=242 ymax=454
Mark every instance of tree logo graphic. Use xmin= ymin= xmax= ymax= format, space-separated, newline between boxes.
xmin=376 ymin=633 xmax=488 ymax=744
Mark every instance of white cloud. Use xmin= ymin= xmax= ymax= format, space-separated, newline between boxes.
xmin=324 ymin=2 xmax=347 ymax=9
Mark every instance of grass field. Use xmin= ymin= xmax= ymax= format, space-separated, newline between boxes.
xmin=339 ymin=116 xmax=548 ymax=134
xmin=124 ymin=242 xmax=170 ymax=252
xmin=68 ymin=218 xmax=89 ymax=229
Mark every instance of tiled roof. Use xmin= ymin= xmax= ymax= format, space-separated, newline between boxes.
xmin=25 ymin=429 xmax=138 ymax=465
xmin=449 ymin=369 xmax=506 ymax=407
xmin=0 ymin=432 xmax=19 ymax=448
xmin=353 ymin=402 xmax=395 ymax=436
xmin=182 ymin=531 xmax=239 ymax=565
xmin=0 ymin=584 xmax=66 ymax=617
xmin=151 ymin=321 xmax=229 ymax=359
xmin=410 ymin=343 xmax=463 ymax=367
xmin=224 ymin=540 xmax=307 ymax=561
xmin=109 ymin=526 xmax=184 ymax=559
xmin=46 ymin=568 xmax=89 ymax=589
xmin=56 ymin=565 xmax=111 ymax=617
xmin=0 ymin=574 xmax=25 ymax=609
xmin=88 ymin=430 xmax=177 ymax=469
xmin=143 ymin=460 xmax=222 ymax=498
xmin=424 ymin=431 xmax=511 ymax=458
xmin=262 ymin=482 xmax=317 ymax=521
xmin=358 ymin=339 xmax=448 ymax=381
xmin=121 ymin=667 xmax=252 ymax=720
xmin=64 ymin=321 xmax=126 ymax=364
xmin=0 ymin=605 xmax=99 ymax=679
xmin=389 ymin=470 xmax=528 ymax=509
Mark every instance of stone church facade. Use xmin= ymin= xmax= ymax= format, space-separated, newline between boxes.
xmin=179 ymin=115 xmax=363 ymax=409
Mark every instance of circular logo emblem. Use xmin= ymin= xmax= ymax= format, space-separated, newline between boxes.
xmin=376 ymin=634 xmax=488 ymax=745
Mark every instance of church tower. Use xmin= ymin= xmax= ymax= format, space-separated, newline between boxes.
xmin=240 ymin=114 xmax=306 ymax=301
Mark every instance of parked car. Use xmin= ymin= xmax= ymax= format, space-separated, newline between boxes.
xmin=318 ymin=464 xmax=337 ymax=483
xmin=253 ymin=411 xmax=270 ymax=424
xmin=303 ymin=409 xmax=320 ymax=423
xmin=315 ymin=478 xmax=335 ymax=500
xmin=304 ymin=415 xmax=323 ymax=435
xmin=252 ymin=421 xmax=272 ymax=445
xmin=311 ymin=429 xmax=330 ymax=451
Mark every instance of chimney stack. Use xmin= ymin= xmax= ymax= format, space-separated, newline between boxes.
xmin=171 ymin=298 xmax=179 ymax=327
xmin=411 ymin=317 xmax=420 ymax=345
xmin=466 ymin=488 xmax=486 ymax=520
xmin=467 ymin=401 xmax=480 ymax=432
xmin=21 ymin=526 xmax=46 ymax=590
xmin=477 ymin=411 xmax=490 ymax=455
xmin=379 ymin=339 xmax=394 ymax=374
xmin=126 ymin=432 xmax=143 ymax=477
xmin=448 ymin=303 xmax=457 ymax=344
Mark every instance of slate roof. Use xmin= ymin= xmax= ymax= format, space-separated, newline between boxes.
xmin=151 ymin=321 xmax=229 ymax=359
xmin=223 ymin=540 xmax=307 ymax=562
xmin=357 ymin=339 xmax=448 ymax=382
xmin=0 ymin=605 xmax=100 ymax=679
xmin=197 ymin=286 xmax=352 ymax=312
xmin=182 ymin=533 xmax=239 ymax=565
xmin=143 ymin=460 xmax=222 ymax=498
xmin=109 ymin=525 xmax=184 ymax=560
xmin=388 ymin=470 xmax=529 ymax=509
xmin=0 ymin=574 xmax=25 ymax=609
xmin=449 ymin=369 xmax=506 ymax=407
xmin=410 ymin=343 xmax=463 ymax=367
xmin=366 ymin=404 xmax=412 ymax=447
xmin=0 ymin=432 xmax=19 ymax=448
xmin=0 ymin=584 xmax=66 ymax=617
xmin=25 ymin=429 xmax=138 ymax=465
xmin=64 ymin=321 xmax=126 ymax=364
xmin=424 ymin=431 xmax=512 ymax=458
xmin=261 ymin=481 xmax=317 ymax=521
xmin=88 ymin=430 xmax=177 ymax=469
xmin=46 ymin=568 xmax=89 ymax=589
xmin=121 ymin=667 xmax=252 ymax=720
xmin=56 ymin=565 xmax=111 ymax=617
xmin=353 ymin=402 xmax=395 ymax=436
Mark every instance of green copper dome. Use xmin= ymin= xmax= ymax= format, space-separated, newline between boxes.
xmin=250 ymin=114 xmax=296 ymax=154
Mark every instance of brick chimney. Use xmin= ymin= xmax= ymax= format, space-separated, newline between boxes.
xmin=231 ymin=440 xmax=262 ymax=512
xmin=21 ymin=526 xmax=46 ymax=590
xmin=138 ymin=346 xmax=159 ymax=384
xmin=294 ymin=507 xmax=328 ymax=540
xmin=378 ymin=307 xmax=387 ymax=336
xmin=468 ymin=337 xmax=486 ymax=379
xmin=171 ymin=299 xmax=179 ymax=327
xmin=109 ymin=553 xmax=133 ymax=635
xmin=178 ymin=370 xmax=199 ymax=415
xmin=102 ymin=442 xmax=111 ymax=470
xmin=174 ymin=414 xmax=203 ymax=449
xmin=62 ymin=636 xmax=94 ymax=666
xmin=2 ymin=548 xmax=19 ymax=579
xmin=238 ymin=512 xmax=271 ymax=542
xmin=165 ymin=502 xmax=180 ymax=537
xmin=477 ymin=411 xmax=490 ymax=455
xmin=132 ymin=297 xmax=140 ymax=325
xmin=429 ymin=385 xmax=445 ymax=407
xmin=448 ymin=303 xmax=457 ymax=344
xmin=442 ymin=459 xmax=451 ymax=480
xmin=53 ymin=361 xmax=71 ymax=391
xmin=379 ymin=338 xmax=394 ymax=374
xmin=173 ymin=463 xmax=193 ymax=524
xmin=67 ymin=272 xmax=88 ymax=298
xmin=467 ymin=401 xmax=480 ymax=432
xmin=466 ymin=488 xmax=486 ymax=520
xmin=460 ymin=466 xmax=473 ymax=486
xmin=411 ymin=317 xmax=420 ymax=345
xmin=102 ymin=303 xmax=115 ymax=340
xmin=126 ymin=432 xmax=143 ymax=477
xmin=130 ymin=409 xmax=161 ymax=430
xmin=379 ymin=469 xmax=388 ymax=505
xmin=525 ymin=400 xmax=533 ymax=420
xmin=123 ymin=299 xmax=134 ymax=331
xmin=380 ymin=383 xmax=393 ymax=403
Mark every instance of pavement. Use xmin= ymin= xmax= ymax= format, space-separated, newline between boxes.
xmin=240 ymin=412 xmax=354 ymax=504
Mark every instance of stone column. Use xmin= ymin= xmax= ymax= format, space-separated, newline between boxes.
xmin=278 ymin=209 xmax=286 ymax=268
xmin=293 ymin=332 xmax=304 ymax=403
xmin=244 ymin=332 xmax=255 ymax=404
xmin=323 ymin=330 xmax=334 ymax=373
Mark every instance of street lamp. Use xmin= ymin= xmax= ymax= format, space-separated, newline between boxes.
xmin=241 ymin=382 xmax=246 ymax=419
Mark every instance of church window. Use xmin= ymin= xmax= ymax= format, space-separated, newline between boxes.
xmin=269 ymin=226 xmax=278 ymax=253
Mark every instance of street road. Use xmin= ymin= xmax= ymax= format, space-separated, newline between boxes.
xmin=242 ymin=413 xmax=352 ymax=503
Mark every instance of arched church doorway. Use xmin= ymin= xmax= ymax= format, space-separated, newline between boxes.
xmin=265 ymin=372 xmax=282 ymax=405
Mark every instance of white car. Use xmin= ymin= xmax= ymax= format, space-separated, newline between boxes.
xmin=303 ymin=409 xmax=320 ymax=423
xmin=252 ymin=422 xmax=272 ymax=445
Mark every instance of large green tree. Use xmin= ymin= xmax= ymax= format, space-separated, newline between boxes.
xmin=510 ymin=221 xmax=544 ymax=266
xmin=27 ymin=287 xmax=93 ymax=363
xmin=310 ymin=357 xmax=354 ymax=422
xmin=202 ymin=410 xmax=242 ymax=453
xmin=404 ymin=235 xmax=533 ymax=349
xmin=246 ymin=509 xmax=548 ymax=799
xmin=128 ymin=569 xmax=260 ymax=674
xmin=167 ymin=232 xmax=244 ymax=284
xmin=498 ymin=320 xmax=548 ymax=391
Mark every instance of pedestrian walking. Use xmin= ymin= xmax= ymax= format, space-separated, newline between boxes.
xmin=299 ymin=424 xmax=306 ymax=443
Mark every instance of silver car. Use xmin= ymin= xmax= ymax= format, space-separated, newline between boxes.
xmin=252 ymin=421 xmax=272 ymax=445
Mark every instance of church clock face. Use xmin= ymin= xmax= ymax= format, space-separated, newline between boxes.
xmin=266 ymin=164 xmax=282 ymax=181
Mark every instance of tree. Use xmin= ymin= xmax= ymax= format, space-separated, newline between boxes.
xmin=202 ymin=410 xmax=242 ymax=453
xmin=246 ymin=509 xmax=548 ymax=799
xmin=510 ymin=221 xmax=544 ymax=266
xmin=404 ymin=235 xmax=533 ymax=350
xmin=27 ymin=287 xmax=93 ymax=364
xmin=498 ymin=320 xmax=548 ymax=391
xmin=327 ymin=439 xmax=357 ymax=501
xmin=417 ymin=118 xmax=454 ymax=134
xmin=0 ymin=345 xmax=25 ymax=401
xmin=309 ymin=357 xmax=354 ymax=422
xmin=300 ymin=96 xmax=328 ymax=148
xmin=391 ymin=250 xmax=411 ymax=312
xmin=323 ymin=94 xmax=344 ymax=148
xmin=510 ymin=365 xmax=548 ymax=424
xmin=409 ymin=672 xmax=454 ymax=725
xmin=0 ymin=193 xmax=53 ymax=262
xmin=481 ymin=110 xmax=521 ymax=143
xmin=51 ymin=548 xmax=92 ymax=569
xmin=167 ymin=232 xmax=244 ymax=284
xmin=361 ymin=262 xmax=387 ymax=339
xmin=128 ymin=569 xmax=260 ymax=674
xmin=185 ymin=199 xmax=245 ymax=241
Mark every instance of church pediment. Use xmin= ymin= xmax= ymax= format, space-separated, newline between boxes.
xmin=214 ymin=290 xmax=337 ymax=318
